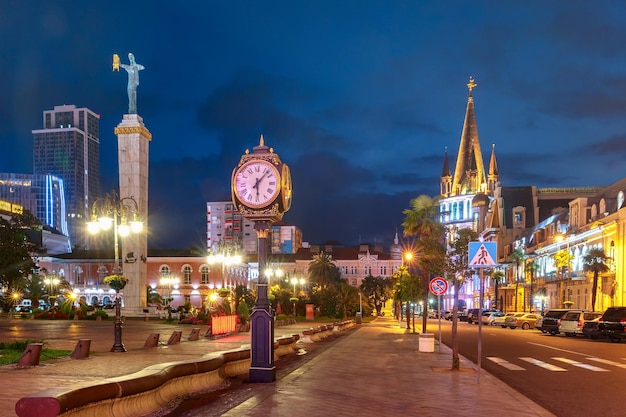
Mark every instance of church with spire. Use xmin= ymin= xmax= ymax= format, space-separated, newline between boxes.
xmin=439 ymin=77 xmax=499 ymax=233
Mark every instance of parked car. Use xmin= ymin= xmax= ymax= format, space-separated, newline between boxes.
xmin=482 ymin=311 xmax=505 ymax=326
xmin=538 ymin=309 xmax=572 ymax=335
xmin=582 ymin=318 xmax=605 ymax=339
xmin=559 ymin=311 xmax=603 ymax=337
xmin=468 ymin=308 xmax=500 ymax=324
xmin=494 ymin=312 xmax=520 ymax=328
xmin=457 ymin=310 xmax=469 ymax=322
xmin=598 ymin=307 xmax=626 ymax=343
xmin=504 ymin=312 xmax=540 ymax=330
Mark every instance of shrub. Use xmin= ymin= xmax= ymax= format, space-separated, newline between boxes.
xmin=237 ymin=302 xmax=250 ymax=325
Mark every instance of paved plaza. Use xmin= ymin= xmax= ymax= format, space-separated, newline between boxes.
xmin=0 ymin=316 xmax=555 ymax=417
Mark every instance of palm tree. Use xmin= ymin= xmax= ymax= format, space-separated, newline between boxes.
xmin=402 ymin=195 xmax=445 ymax=333
xmin=583 ymin=248 xmax=611 ymax=311
xmin=308 ymin=252 xmax=340 ymax=289
xmin=551 ymin=249 xmax=574 ymax=307
xmin=490 ymin=270 xmax=505 ymax=311
xmin=508 ymin=249 xmax=525 ymax=311
xmin=525 ymin=259 xmax=538 ymax=312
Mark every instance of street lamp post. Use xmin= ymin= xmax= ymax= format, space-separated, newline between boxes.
xmin=87 ymin=191 xmax=143 ymax=353
xmin=207 ymin=244 xmax=242 ymax=290
xmin=160 ymin=276 xmax=180 ymax=320
xmin=43 ymin=275 xmax=60 ymax=318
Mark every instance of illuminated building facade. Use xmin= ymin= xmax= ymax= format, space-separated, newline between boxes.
xmin=32 ymin=104 xmax=100 ymax=249
xmin=0 ymin=173 xmax=68 ymax=237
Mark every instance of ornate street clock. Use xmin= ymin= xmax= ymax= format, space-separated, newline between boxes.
xmin=231 ymin=135 xmax=292 ymax=221
xmin=231 ymin=134 xmax=293 ymax=383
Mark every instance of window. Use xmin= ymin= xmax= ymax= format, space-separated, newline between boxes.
xmin=160 ymin=266 xmax=171 ymax=277
xmin=183 ymin=265 xmax=192 ymax=284
xmin=350 ymin=266 xmax=357 ymax=275
xmin=380 ymin=265 xmax=387 ymax=275
xmin=201 ymin=266 xmax=209 ymax=284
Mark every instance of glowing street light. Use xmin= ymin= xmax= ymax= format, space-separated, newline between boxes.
xmin=160 ymin=275 xmax=180 ymax=320
xmin=87 ymin=191 xmax=143 ymax=353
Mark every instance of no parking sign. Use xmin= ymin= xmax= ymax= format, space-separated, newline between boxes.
xmin=429 ymin=277 xmax=448 ymax=295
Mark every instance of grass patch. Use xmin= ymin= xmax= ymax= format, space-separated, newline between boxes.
xmin=0 ymin=340 xmax=71 ymax=365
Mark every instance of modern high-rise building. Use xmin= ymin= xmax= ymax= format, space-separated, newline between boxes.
xmin=32 ymin=105 xmax=100 ymax=249
xmin=207 ymin=201 xmax=255 ymax=254
xmin=0 ymin=173 xmax=68 ymax=236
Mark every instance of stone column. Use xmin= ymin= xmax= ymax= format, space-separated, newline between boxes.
xmin=114 ymin=114 xmax=151 ymax=312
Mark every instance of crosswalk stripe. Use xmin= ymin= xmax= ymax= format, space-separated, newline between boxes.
xmin=519 ymin=357 xmax=567 ymax=371
xmin=553 ymin=357 xmax=609 ymax=372
xmin=487 ymin=357 xmax=525 ymax=370
xmin=586 ymin=357 xmax=626 ymax=369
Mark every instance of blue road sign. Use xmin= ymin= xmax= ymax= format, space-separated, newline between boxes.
xmin=468 ymin=241 xmax=497 ymax=267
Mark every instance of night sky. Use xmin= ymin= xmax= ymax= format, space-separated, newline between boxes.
xmin=1 ymin=1 xmax=626 ymax=250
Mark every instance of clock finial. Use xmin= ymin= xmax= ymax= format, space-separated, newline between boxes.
xmin=259 ymin=134 xmax=264 ymax=147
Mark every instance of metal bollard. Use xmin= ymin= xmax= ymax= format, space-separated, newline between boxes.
xmin=16 ymin=343 xmax=43 ymax=368
xmin=70 ymin=339 xmax=91 ymax=359
xmin=167 ymin=330 xmax=182 ymax=345
xmin=144 ymin=333 xmax=160 ymax=348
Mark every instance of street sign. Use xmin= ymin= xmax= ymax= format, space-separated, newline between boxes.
xmin=468 ymin=241 xmax=497 ymax=267
xmin=429 ymin=277 xmax=448 ymax=295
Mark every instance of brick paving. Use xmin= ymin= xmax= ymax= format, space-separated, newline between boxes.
xmin=0 ymin=316 xmax=555 ymax=417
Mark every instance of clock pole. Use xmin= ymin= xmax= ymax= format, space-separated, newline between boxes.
xmin=249 ymin=220 xmax=275 ymax=382
xmin=231 ymin=135 xmax=291 ymax=384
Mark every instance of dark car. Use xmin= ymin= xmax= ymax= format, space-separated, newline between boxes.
xmin=539 ymin=309 xmax=572 ymax=335
xmin=582 ymin=318 xmax=604 ymax=339
xmin=598 ymin=307 xmax=626 ymax=343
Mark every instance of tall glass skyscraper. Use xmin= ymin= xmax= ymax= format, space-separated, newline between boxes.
xmin=32 ymin=105 xmax=100 ymax=249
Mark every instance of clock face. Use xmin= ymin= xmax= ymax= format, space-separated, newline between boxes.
xmin=234 ymin=160 xmax=280 ymax=208
xmin=281 ymin=164 xmax=292 ymax=211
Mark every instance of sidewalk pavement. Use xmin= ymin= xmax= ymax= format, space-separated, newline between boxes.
xmin=1 ymin=317 xmax=556 ymax=417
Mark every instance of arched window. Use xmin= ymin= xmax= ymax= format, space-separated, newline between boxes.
xmin=182 ymin=265 xmax=192 ymax=284
xmin=200 ymin=266 xmax=209 ymax=284
xmin=160 ymin=265 xmax=171 ymax=277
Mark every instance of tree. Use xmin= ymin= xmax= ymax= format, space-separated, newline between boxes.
xmin=392 ymin=265 xmax=418 ymax=330
xmin=359 ymin=275 xmax=392 ymax=316
xmin=445 ymin=228 xmax=478 ymax=370
xmin=0 ymin=211 xmax=41 ymax=299
xmin=489 ymin=269 xmax=505 ymax=311
xmin=525 ymin=260 xmax=538 ymax=312
xmin=308 ymin=252 xmax=341 ymax=289
xmin=551 ymin=249 xmax=573 ymax=307
xmin=336 ymin=282 xmax=360 ymax=318
xmin=583 ymin=248 xmax=611 ymax=311
xmin=508 ymin=249 xmax=525 ymax=311
xmin=402 ymin=195 xmax=446 ymax=333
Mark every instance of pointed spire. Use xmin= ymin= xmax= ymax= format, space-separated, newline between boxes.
xmin=451 ymin=77 xmax=486 ymax=196
xmin=488 ymin=143 xmax=499 ymax=194
xmin=440 ymin=147 xmax=452 ymax=197
xmin=259 ymin=134 xmax=264 ymax=146
xmin=441 ymin=146 xmax=451 ymax=177
xmin=489 ymin=144 xmax=498 ymax=177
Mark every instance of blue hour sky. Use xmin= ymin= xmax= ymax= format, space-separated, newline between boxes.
xmin=1 ymin=1 xmax=626 ymax=250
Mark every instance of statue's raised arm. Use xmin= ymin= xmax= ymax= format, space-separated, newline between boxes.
xmin=113 ymin=53 xmax=145 ymax=114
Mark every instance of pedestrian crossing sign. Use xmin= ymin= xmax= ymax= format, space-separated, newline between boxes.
xmin=468 ymin=242 xmax=497 ymax=267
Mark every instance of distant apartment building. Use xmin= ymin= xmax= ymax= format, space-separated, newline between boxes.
xmin=271 ymin=224 xmax=302 ymax=254
xmin=207 ymin=201 xmax=303 ymax=256
xmin=0 ymin=173 xmax=68 ymax=237
xmin=32 ymin=105 xmax=100 ymax=249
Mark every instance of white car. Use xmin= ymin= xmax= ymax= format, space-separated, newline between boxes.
xmin=482 ymin=311 xmax=505 ymax=326
xmin=493 ymin=312 xmax=521 ymax=328
xmin=559 ymin=311 xmax=603 ymax=337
